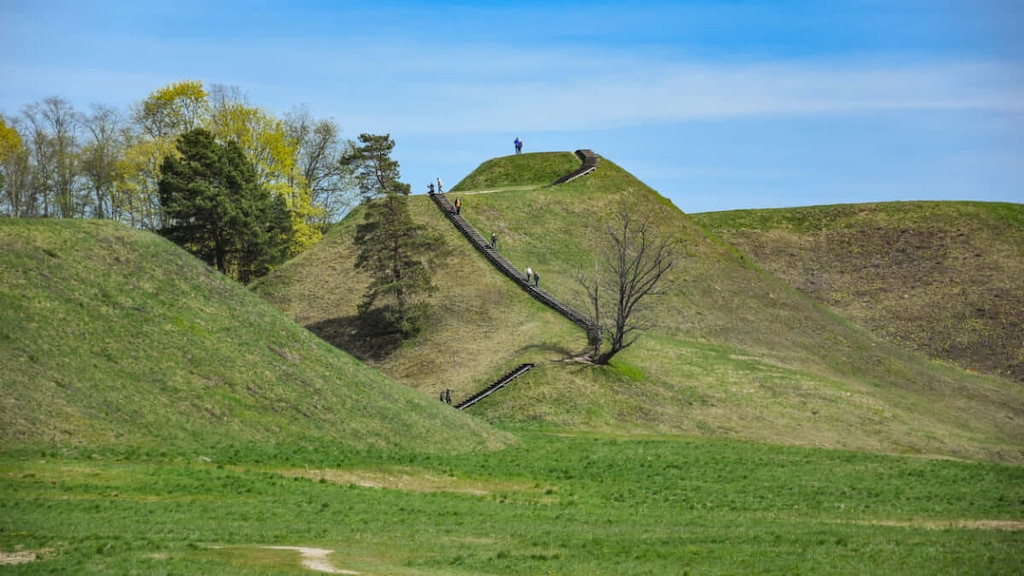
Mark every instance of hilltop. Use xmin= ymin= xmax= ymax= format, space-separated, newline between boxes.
xmin=2 ymin=156 xmax=1022 ymax=574
xmin=0 ymin=219 xmax=510 ymax=458
xmin=692 ymin=202 xmax=1024 ymax=383
xmin=256 ymin=152 xmax=1024 ymax=463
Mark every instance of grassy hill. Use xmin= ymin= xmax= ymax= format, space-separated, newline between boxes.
xmin=0 ymin=218 xmax=510 ymax=459
xmin=691 ymin=202 xmax=1024 ymax=383
xmin=1 ymin=159 xmax=1021 ymax=575
xmin=256 ymin=152 xmax=1024 ymax=463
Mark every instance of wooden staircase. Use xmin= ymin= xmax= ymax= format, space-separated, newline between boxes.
xmin=432 ymin=149 xmax=603 ymax=409
xmin=454 ymin=363 xmax=535 ymax=410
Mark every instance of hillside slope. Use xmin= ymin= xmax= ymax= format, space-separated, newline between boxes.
xmin=254 ymin=177 xmax=584 ymax=403
xmin=692 ymin=202 xmax=1024 ymax=383
xmin=257 ymin=152 xmax=1024 ymax=462
xmin=0 ymin=219 xmax=510 ymax=458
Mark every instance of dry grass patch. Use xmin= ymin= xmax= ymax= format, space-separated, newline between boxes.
xmin=852 ymin=519 xmax=1024 ymax=531
xmin=0 ymin=548 xmax=54 ymax=565
xmin=693 ymin=201 xmax=1024 ymax=383
xmin=276 ymin=466 xmax=543 ymax=496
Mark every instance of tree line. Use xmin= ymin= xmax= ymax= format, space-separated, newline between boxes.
xmin=0 ymin=81 xmax=444 ymax=338
xmin=2 ymin=82 xmax=676 ymax=359
xmin=0 ymin=80 xmax=357 ymax=257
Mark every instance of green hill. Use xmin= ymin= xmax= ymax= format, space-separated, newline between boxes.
xmin=691 ymin=202 xmax=1024 ymax=383
xmin=0 ymin=219 xmax=510 ymax=458
xmin=256 ymin=152 xmax=1024 ymax=463
xmin=2 ymin=158 xmax=1022 ymax=575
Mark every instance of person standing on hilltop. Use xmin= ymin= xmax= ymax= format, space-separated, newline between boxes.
xmin=514 ymin=136 xmax=523 ymax=155
xmin=437 ymin=177 xmax=443 ymax=193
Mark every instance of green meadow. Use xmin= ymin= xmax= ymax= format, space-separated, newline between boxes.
xmin=2 ymin=152 xmax=1022 ymax=573
xmin=3 ymin=433 xmax=1022 ymax=574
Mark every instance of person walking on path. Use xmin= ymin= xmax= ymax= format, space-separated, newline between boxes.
xmin=445 ymin=389 xmax=452 ymax=405
xmin=525 ymin=266 xmax=532 ymax=283
xmin=533 ymin=270 xmax=540 ymax=287
xmin=455 ymin=197 xmax=462 ymax=215
xmin=490 ymin=232 xmax=498 ymax=249
xmin=437 ymin=177 xmax=444 ymax=193
xmin=514 ymin=137 xmax=523 ymax=155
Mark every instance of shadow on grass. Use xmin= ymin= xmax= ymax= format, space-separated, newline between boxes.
xmin=307 ymin=310 xmax=406 ymax=362
xmin=309 ymin=318 xmax=584 ymax=365
xmin=517 ymin=341 xmax=584 ymax=359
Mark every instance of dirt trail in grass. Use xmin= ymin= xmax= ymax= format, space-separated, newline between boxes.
xmin=0 ymin=549 xmax=53 ymax=565
xmin=263 ymin=547 xmax=358 ymax=574
xmin=849 ymin=520 xmax=1024 ymax=531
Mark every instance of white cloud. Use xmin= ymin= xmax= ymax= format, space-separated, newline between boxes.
xmin=3 ymin=12 xmax=1021 ymax=138
xmin=361 ymin=56 xmax=1024 ymax=134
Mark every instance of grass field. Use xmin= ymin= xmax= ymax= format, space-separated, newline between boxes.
xmin=2 ymin=432 xmax=1022 ymax=574
xmin=256 ymin=155 xmax=1024 ymax=463
xmin=3 ymin=153 xmax=1023 ymax=573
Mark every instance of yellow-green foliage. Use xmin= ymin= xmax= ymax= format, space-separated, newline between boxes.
xmin=121 ymin=80 xmax=325 ymax=254
xmin=207 ymin=97 xmax=324 ymax=254
xmin=0 ymin=116 xmax=22 ymax=161
xmin=135 ymin=79 xmax=208 ymax=137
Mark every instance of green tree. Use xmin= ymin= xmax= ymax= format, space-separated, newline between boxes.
xmin=133 ymin=79 xmax=208 ymax=139
xmin=121 ymin=80 xmax=211 ymax=228
xmin=117 ymin=134 xmax=174 ymax=229
xmin=207 ymin=85 xmax=324 ymax=254
xmin=158 ymin=128 xmax=292 ymax=283
xmin=346 ymin=133 xmax=442 ymax=337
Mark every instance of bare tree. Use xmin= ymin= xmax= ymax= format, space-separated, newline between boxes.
xmin=285 ymin=106 xmax=357 ymax=226
xmin=80 ymin=104 xmax=124 ymax=219
xmin=23 ymin=97 xmax=81 ymax=218
xmin=577 ymin=211 xmax=677 ymax=365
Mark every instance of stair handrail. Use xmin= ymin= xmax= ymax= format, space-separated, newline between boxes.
xmin=455 ymin=363 xmax=534 ymax=410
xmin=428 ymin=188 xmax=601 ymax=348
xmin=553 ymin=149 xmax=600 ymax=185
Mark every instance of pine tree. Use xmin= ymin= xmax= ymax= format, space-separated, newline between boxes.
xmin=158 ymin=128 xmax=292 ymax=283
xmin=345 ymin=133 xmax=442 ymax=337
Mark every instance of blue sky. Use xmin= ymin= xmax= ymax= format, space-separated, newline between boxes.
xmin=1 ymin=0 xmax=1021 ymax=213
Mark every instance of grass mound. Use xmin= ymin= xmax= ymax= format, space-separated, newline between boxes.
xmin=693 ymin=202 xmax=1024 ymax=383
xmin=0 ymin=219 xmax=510 ymax=459
xmin=2 ymin=158 xmax=1022 ymax=575
xmin=257 ymin=153 xmax=1024 ymax=463
xmin=452 ymin=151 xmax=581 ymax=190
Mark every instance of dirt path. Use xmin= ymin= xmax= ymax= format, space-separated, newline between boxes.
xmin=263 ymin=547 xmax=358 ymax=574
xmin=0 ymin=549 xmax=53 ymax=565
